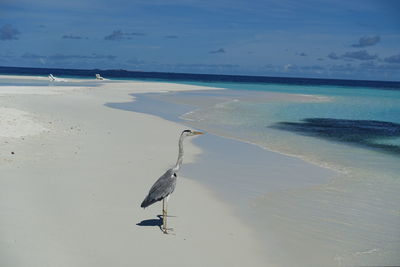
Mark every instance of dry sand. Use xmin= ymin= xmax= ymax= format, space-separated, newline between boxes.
xmin=0 ymin=76 xmax=269 ymax=267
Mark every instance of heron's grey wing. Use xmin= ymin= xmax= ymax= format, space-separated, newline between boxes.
xmin=140 ymin=169 xmax=177 ymax=208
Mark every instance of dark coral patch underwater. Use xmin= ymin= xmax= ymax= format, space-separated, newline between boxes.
xmin=271 ymin=118 xmax=400 ymax=155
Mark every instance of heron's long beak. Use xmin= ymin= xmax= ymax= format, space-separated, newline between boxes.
xmin=192 ymin=131 xmax=204 ymax=135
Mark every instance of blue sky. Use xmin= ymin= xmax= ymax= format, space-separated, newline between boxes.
xmin=0 ymin=0 xmax=399 ymax=80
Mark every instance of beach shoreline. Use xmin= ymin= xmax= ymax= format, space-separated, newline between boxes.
xmin=0 ymin=75 xmax=270 ymax=267
xmin=99 ymin=81 xmax=400 ymax=266
xmin=2 ymin=75 xmax=399 ymax=267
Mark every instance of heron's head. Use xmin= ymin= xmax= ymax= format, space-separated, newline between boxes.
xmin=182 ymin=129 xmax=204 ymax=137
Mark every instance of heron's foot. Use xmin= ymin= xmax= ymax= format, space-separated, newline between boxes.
xmin=162 ymin=227 xmax=174 ymax=234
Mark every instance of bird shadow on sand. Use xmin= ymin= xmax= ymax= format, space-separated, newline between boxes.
xmin=136 ymin=215 xmax=163 ymax=229
xmin=136 ymin=215 xmax=177 ymax=232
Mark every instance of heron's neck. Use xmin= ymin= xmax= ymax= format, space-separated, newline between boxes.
xmin=173 ymin=134 xmax=185 ymax=172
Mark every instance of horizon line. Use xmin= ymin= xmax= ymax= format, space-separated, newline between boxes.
xmin=0 ymin=65 xmax=399 ymax=86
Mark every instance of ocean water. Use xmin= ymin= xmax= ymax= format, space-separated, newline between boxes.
xmin=180 ymin=83 xmax=400 ymax=172
xmin=142 ymin=83 xmax=400 ymax=175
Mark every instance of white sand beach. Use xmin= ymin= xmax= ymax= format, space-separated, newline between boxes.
xmin=0 ymin=76 xmax=270 ymax=267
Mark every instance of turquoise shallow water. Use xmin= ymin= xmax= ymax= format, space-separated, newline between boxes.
xmin=176 ymin=82 xmax=400 ymax=173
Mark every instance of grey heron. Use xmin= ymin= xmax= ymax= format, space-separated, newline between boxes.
xmin=140 ymin=129 xmax=204 ymax=234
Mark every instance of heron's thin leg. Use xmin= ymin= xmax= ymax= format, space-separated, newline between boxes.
xmin=163 ymin=195 xmax=174 ymax=234
xmin=162 ymin=199 xmax=167 ymax=233
xmin=165 ymin=196 xmax=169 ymax=229
xmin=164 ymin=201 xmax=168 ymax=233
